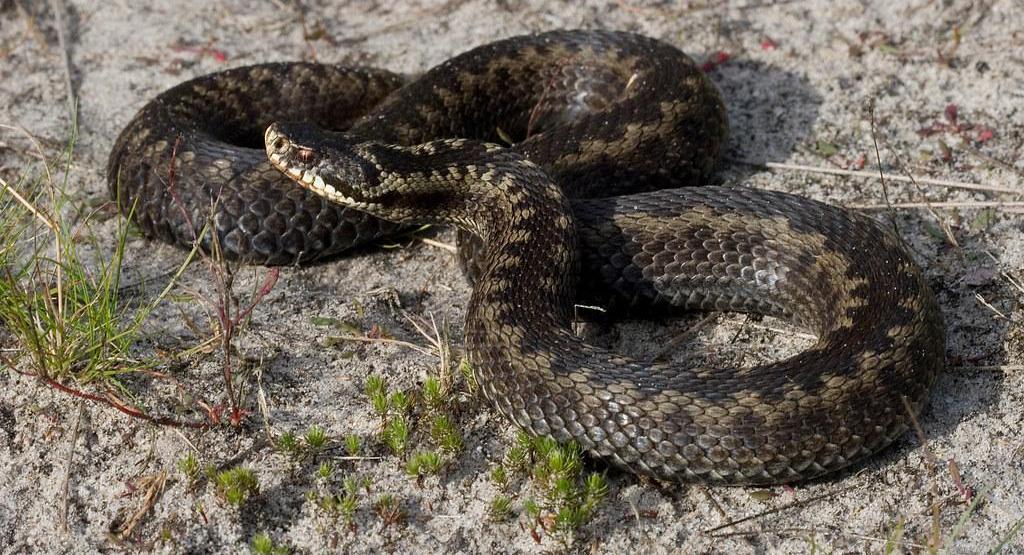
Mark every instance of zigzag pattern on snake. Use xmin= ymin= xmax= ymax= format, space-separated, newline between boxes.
xmin=109 ymin=30 xmax=944 ymax=484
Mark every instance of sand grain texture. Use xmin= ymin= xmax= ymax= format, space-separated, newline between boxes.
xmin=1 ymin=1 xmax=1023 ymax=553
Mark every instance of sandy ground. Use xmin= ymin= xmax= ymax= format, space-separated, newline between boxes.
xmin=1 ymin=0 xmax=1023 ymax=553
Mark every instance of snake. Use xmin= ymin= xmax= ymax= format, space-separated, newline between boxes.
xmin=109 ymin=30 xmax=945 ymax=484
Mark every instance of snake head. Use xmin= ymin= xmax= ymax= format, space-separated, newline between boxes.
xmin=267 ymin=121 xmax=519 ymax=230
xmin=265 ymin=122 xmax=380 ymax=209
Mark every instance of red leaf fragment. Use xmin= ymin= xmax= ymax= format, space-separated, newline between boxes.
xmin=917 ymin=104 xmax=997 ymax=146
xmin=229 ymin=407 xmax=248 ymax=427
xmin=944 ymin=103 xmax=959 ymax=126
xmin=760 ymin=38 xmax=778 ymax=50
xmin=916 ymin=123 xmax=946 ymax=137
xmin=939 ymin=140 xmax=953 ymax=162
xmin=170 ymin=41 xmax=229 ymax=63
xmin=701 ymin=51 xmax=731 ymax=72
xmin=367 ymin=323 xmax=384 ymax=339
xmin=850 ymin=153 xmax=867 ymax=170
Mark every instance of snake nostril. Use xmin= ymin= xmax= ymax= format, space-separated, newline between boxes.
xmin=273 ymin=137 xmax=288 ymax=152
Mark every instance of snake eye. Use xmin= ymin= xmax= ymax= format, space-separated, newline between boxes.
xmin=297 ymin=148 xmax=314 ymax=163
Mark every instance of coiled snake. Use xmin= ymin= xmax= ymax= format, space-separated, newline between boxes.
xmin=109 ymin=30 xmax=945 ymax=484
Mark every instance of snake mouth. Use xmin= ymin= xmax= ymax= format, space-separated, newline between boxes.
xmin=265 ymin=123 xmax=372 ymax=207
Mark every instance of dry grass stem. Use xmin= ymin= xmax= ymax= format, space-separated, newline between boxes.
xmin=114 ymin=470 xmax=168 ymax=541
xmin=750 ymin=161 xmax=1019 ymax=195
xmin=326 ymin=334 xmax=434 ymax=357
xmin=850 ymin=200 xmax=1024 ymax=210
xmin=420 ymin=237 xmax=458 ymax=252
xmin=705 ymin=483 xmax=862 ymax=534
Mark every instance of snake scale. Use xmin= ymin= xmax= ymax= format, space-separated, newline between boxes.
xmin=109 ymin=30 xmax=945 ymax=484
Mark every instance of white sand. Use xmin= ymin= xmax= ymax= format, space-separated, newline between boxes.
xmin=1 ymin=1 xmax=1022 ymax=553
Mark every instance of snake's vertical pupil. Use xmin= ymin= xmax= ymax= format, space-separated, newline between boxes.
xmin=297 ymin=149 xmax=314 ymax=162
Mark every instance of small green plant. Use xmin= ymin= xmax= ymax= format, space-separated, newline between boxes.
xmin=458 ymin=358 xmax=477 ymax=394
xmin=537 ymin=438 xmax=580 ymax=488
xmin=422 ymin=375 xmax=444 ymax=410
xmin=371 ymin=390 xmax=389 ymax=418
xmin=430 ymin=414 xmax=463 ymax=454
xmin=516 ymin=434 xmax=610 ymax=544
xmin=344 ymin=434 xmax=361 ymax=456
xmin=340 ymin=494 xmax=358 ymax=527
xmin=250 ymin=532 xmax=273 ymax=554
xmin=504 ymin=430 xmax=531 ymax=472
xmin=250 ymin=531 xmax=289 ymax=555
xmin=552 ymin=472 xmax=608 ymax=533
xmin=489 ymin=495 xmax=513 ymax=522
xmin=366 ymin=374 xmax=389 ymax=417
xmin=405 ymin=451 xmax=443 ymax=478
xmin=370 ymin=393 xmax=389 ymax=419
xmin=383 ymin=417 xmax=409 ymax=455
xmin=277 ymin=426 xmax=333 ymax=462
xmin=490 ymin=465 xmax=509 ymax=489
xmin=366 ymin=374 xmax=386 ymax=396
xmin=214 ymin=466 xmax=259 ymax=506
xmin=316 ymin=461 xmax=333 ymax=480
xmin=389 ymin=390 xmax=410 ymax=414
xmin=315 ymin=492 xmax=344 ymax=515
xmin=343 ymin=476 xmax=361 ymax=496
xmin=203 ymin=464 xmax=218 ymax=481
xmin=523 ymin=498 xmax=541 ymax=520
xmin=373 ymin=494 xmax=405 ymax=527
xmin=177 ymin=453 xmax=200 ymax=484
xmin=305 ymin=424 xmax=328 ymax=451
xmin=584 ymin=473 xmax=609 ymax=506
xmin=339 ymin=477 xmax=361 ymax=528
xmin=276 ymin=431 xmax=299 ymax=456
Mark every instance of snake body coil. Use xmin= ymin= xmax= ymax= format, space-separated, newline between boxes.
xmin=110 ymin=30 xmax=945 ymax=484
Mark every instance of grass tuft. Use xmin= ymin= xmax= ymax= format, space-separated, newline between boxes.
xmin=405 ymin=450 xmax=443 ymax=478
xmin=373 ymin=494 xmax=405 ymax=527
xmin=177 ymin=453 xmax=201 ymax=487
xmin=276 ymin=431 xmax=299 ymax=456
xmin=0 ymin=119 xmax=200 ymax=425
xmin=344 ymin=433 xmax=361 ymax=457
xmin=489 ymin=495 xmax=513 ymax=522
xmin=304 ymin=424 xmax=329 ymax=451
xmin=383 ymin=416 xmax=410 ymax=455
xmin=430 ymin=414 xmax=463 ymax=454
xmin=316 ymin=461 xmax=334 ymax=480
xmin=490 ymin=432 xmax=610 ymax=544
xmin=250 ymin=531 xmax=289 ymax=555
xmin=422 ymin=375 xmax=444 ymax=410
xmin=458 ymin=358 xmax=477 ymax=394
xmin=214 ymin=466 xmax=259 ymax=507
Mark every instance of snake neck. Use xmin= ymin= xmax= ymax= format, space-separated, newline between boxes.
xmin=327 ymin=137 xmax=585 ymax=328
xmin=268 ymin=127 xmax=584 ymax=324
xmin=383 ymin=143 xmax=585 ymax=327
xmin=461 ymin=158 xmax=581 ymax=330
xmin=368 ymin=140 xmax=584 ymax=328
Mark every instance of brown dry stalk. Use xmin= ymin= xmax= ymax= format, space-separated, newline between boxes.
xmin=746 ymin=161 xmax=1019 ymax=195
xmin=114 ymin=470 xmax=168 ymax=541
